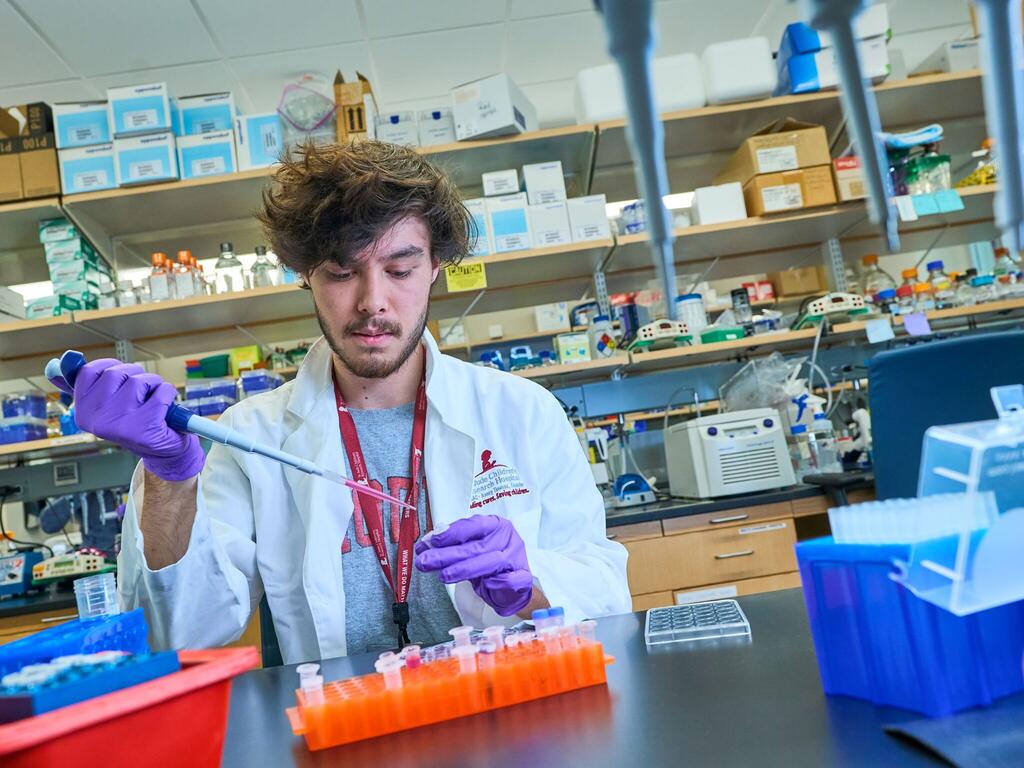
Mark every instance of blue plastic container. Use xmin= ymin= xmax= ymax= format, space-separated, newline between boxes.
xmin=1 ymin=393 xmax=46 ymax=419
xmin=0 ymin=609 xmax=149 ymax=677
xmin=0 ymin=417 xmax=48 ymax=445
xmin=796 ymin=537 xmax=1024 ymax=717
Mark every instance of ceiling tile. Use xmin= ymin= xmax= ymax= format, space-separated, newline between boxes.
xmin=362 ymin=0 xmax=505 ymax=38
xmin=193 ymin=0 xmax=363 ymax=58
xmin=0 ymin=79 xmax=102 ymax=109
xmin=0 ymin=3 xmax=74 ymax=88
xmin=509 ymin=0 xmax=594 ymax=19
xmin=369 ymin=26 xmax=503 ymax=104
xmin=507 ymin=11 xmax=610 ymax=84
xmin=13 ymin=0 xmax=219 ymax=77
xmin=229 ymin=43 xmax=372 ymax=113
xmin=521 ymin=79 xmax=577 ymax=127
xmin=90 ymin=62 xmax=254 ymax=111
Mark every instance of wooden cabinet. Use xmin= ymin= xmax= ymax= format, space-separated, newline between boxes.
xmin=0 ymin=607 xmax=78 ymax=643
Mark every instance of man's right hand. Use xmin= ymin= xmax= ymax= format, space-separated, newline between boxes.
xmin=73 ymin=359 xmax=205 ymax=482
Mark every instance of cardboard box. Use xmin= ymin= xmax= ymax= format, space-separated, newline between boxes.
xmin=778 ymin=37 xmax=890 ymax=95
xmin=114 ymin=131 xmax=178 ymax=185
xmin=107 ymin=83 xmax=172 ymax=136
xmin=45 ymin=236 xmax=99 ymax=264
xmin=374 ymin=111 xmax=419 ymax=146
xmin=463 ymin=197 xmax=493 ymax=256
xmin=528 ymin=202 xmax=572 ymax=248
xmin=522 ymin=161 xmax=567 ymax=205
xmin=51 ymin=101 xmax=111 ymax=149
xmin=234 ymin=113 xmax=283 ymax=171
xmin=0 ymin=285 xmax=26 ymax=321
xmin=482 ymin=168 xmax=518 ymax=197
xmin=715 ymin=118 xmax=831 ymax=186
xmin=916 ymin=39 xmax=980 ymax=74
xmin=175 ymin=92 xmax=235 ymax=135
xmin=833 ymin=156 xmax=866 ymax=201
xmin=767 ymin=265 xmax=827 ymax=297
xmin=334 ymin=71 xmax=376 ymax=144
xmin=567 ymin=195 xmax=611 ymax=242
xmin=25 ymin=294 xmax=83 ymax=319
xmin=535 ymin=301 xmax=570 ymax=333
xmin=417 ymin=107 xmax=455 ymax=147
xmin=16 ymin=133 xmax=60 ymax=198
xmin=485 ymin=192 xmax=531 ymax=253
xmin=39 ymin=217 xmax=78 ymax=243
xmin=555 ymin=332 xmax=591 ymax=364
xmin=0 ymin=136 xmax=22 ymax=202
xmin=54 ymin=279 xmax=103 ymax=308
xmin=58 ymin=142 xmax=116 ymax=194
xmin=743 ymin=164 xmax=837 ymax=215
xmin=451 ymin=73 xmax=538 ymax=141
xmin=177 ymin=129 xmax=236 ymax=179
xmin=49 ymin=259 xmax=106 ymax=286
xmin=0 ymin=102 xmax=53 ymax=139
xmin=691 ymin=182 xmax=747 ymax=225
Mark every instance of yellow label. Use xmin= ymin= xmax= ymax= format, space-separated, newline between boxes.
xmin=444 ymin=262 xmax=487 ymax=292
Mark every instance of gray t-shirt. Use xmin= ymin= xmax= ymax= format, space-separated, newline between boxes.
xmin=342 ymin=403 xmax=462 ymax=655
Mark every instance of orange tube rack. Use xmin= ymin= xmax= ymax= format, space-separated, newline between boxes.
xmin=286 ymin=629 xmax=614 ymax=751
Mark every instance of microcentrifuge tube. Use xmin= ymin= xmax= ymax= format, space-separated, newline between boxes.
xmin=449 ymin=625 xmax=473 ymax=648
xmin=532 ymin=608 xmax=550 ymax=630
xmin=296 ymin=663 xmax=320 ymax=683
xmin=541 ymin=629 xmax=560 ymax=655
xmin=379 ymin=659 xmax=403 ymax=690
xmin=483 ymin=625 xmax=505 ymax=650
xmin=452 ymin=645 xmax=478 ymax=674
xmin=556 ymin=625 xmax=575 ymax=651
xmin=548 ymin=606 xmax=565 ymax=627
xmin=401 ymin=644 xmax=422 ymax=669
xmin=577 ymin=619 xmax=597 ymax=645
xmin=477 ymin=642 xmax=497 ymax=670
xmin=300 ymin=674 xmax=325 ymax=705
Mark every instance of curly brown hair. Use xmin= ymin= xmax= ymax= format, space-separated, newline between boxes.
xmin=256 ymin=140 xmax=470 ymax=275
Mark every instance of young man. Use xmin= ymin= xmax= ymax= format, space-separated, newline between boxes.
xmin=74 ymin=141 xmax=630 ymax=664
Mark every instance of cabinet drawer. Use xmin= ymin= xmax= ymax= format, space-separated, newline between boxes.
xmin=630 ymin=591 xmax=675 ymax=612
xmin=0 ymin=608 xmax=78 ymax=640
xmin=679 ymin=520 xmax=798 ymax=589
xmin=662 ymin=502 xmax=791 ymax=536
xmin=607 ymin=521 xmax=662 ymax=543
xmin=673 ymin=571 xmax=802 ymax=604
xmin=623 ymin=537 xmax=681 ymax=595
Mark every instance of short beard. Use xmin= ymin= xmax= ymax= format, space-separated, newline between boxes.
xmin=315 ymin=302 xmax=429 ymax=379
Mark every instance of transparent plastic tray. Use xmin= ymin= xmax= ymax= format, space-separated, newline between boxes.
xmin=644 ymin=600 xmax=751 ymax=645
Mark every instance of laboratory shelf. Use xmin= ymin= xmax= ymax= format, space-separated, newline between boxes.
xmin=419 ymin=123 xmax=597 ymax=198
xmin=0 ymin=316 xmax=115 ymax=382
xmin=0 ymin=433 xmax=101 ymax=461
xmin=439 ymin=327 xmax=589 ymax=354
xmin=593 ymin=70 xmax=985 ymax=200
xmin=0 ymin=197 xmax=63 ymax=285
xmin=625 ymin=328 xmax=831 ymax=373
xmin=512 ymin=355 xmax=627 ymax=383
xmin=605 ymin=185 xmax=998 ymax=287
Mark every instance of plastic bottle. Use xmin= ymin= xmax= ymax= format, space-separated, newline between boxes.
xmin=971 ymin=274 xmax=998 ymax=303
xmin=251 ymin=245 xmax=276 ymax=288
xmin=674 ymin=294 xmax=707 ymax=340
xmin=811 ymin=413 xmax=842 ymax=473
xmin=993 ymin=247 xmax=1018 ymax=278
xmin=912 ymin=282 xmax=935 ymax=312
xmin=860 ymin=254 xmax=896 ymax=302
xmin=115 ymin=280 xmax=138 ymax=307
xmin=147 ymin=252 xmax=173 ymax=302
xmin=588 ymin=315 xmax=617 ymax=358
xmin=174 ymin=250 xmax=196 ymax=299
xmin=925 ymin=260 xmax=955 ymax=309
xmin=214 ymin=242 xmax=245 ymax=293
xmin=788 ymin=425 xmax=815 ymax=481
xmin=954 ymin=273 xmax=976 ymax=307
xmin=894 ymin=285 xmax=914 ymax=315
xmin=898 ymin=267 xmax=919 ymax=294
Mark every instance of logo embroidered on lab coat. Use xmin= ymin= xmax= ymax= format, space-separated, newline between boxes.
xmin=470 ymin=450 xmax=530 ymax=509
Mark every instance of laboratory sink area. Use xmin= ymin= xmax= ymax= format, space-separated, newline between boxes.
xmin=5 ymin=0 xmax=1024 ymax=765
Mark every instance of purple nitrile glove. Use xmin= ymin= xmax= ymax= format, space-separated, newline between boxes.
xmin=414 ymin=514 xmax=533 ymax=617
xmin=73 ymin=359 xmax=205 ymax=482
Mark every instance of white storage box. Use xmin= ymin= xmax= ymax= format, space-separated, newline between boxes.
xmin=482 ymin=169 xmax=519 ymax=197
xmin=463 ymin=197 xmax=493 ymax=257
xmin=574 ymin=53 xmax=706 ymax=124
xmin=691 ymin=183 xmax=747 ymax=226
xmin=107 ymin=82 xmax=172 ymax=136
xmin=522 ymin=161 xmax=567 ymax=205
xmin=234 ymin=113 xmax=283 ymax=170
xmin=374 ymin=111 xmax=419 ymax=146
xmin=702 ymin=38 xmax=777 ymax=105
xmin=535 ymin=301 xmax=570 ymax=333
xmin=175 ymin=92 xmax=235 ymax=135
xmin=0 ymin=285 xmax=25 ymax=321
xmin=451 ymin=74 xmax=538 ymax=140
xmin=485 ymin=193 xmax=531 ymax=253
xmin=177 ymin=129 xmax=236 ymax=179
xmin=778 ymin=37 xmax=890 ymax=95
xmin=567 ymin=195 xmax=611 ymax=242
xmin=417 ymin=107 xmax=456 ymax=146
xmin=528 ymin=202 xmax=572 ymax=248
xmin=52 ymin=102 xmax=111 ymax=149
xmin=58 ymin=143 xmax=116 ymax=194
xmin=114 ymin=131 xmax=178 ymax=186
xmin=916 ymin=39 xmax=980 ymax=74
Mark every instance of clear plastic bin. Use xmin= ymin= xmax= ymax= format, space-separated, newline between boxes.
xmin=1 ymin=393 xmax=46 ymax=420
xmin=0 ymin=417 xmax=48 ymax=445
xmin=796 ymin=536 xmax=1024 ymax=717
xmin=240 ymin=369 xmax=284 ymax=395
xmin=196 ymin=396 xmax=234 ymax=416
xmin=184 ymin=377 xmax=237 ymax=400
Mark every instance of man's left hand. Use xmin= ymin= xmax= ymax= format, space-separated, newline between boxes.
xmin=414 ymin=515 xmax=533 ymax=617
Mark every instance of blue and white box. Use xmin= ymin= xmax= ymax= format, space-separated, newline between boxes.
xmin=177 ymin=129 xmax=237 ymax=179
xmin=175 ymin=92 xmax=235 ymax=135
xmin=778 ymin=37 xmax=890 ymax=95
xmin=57 ymin=142 xmax=116 ymax=194
xmin=374 ymin=111 xmax=419 ymax=147
xmin=778 ymin=3 xmax=890 ymax=58
xmin=417 ymin=106 xmax=456 ymax=147
xmin=234 ymin=113 xmax=283 ymax=170
xmin=52 ymin=102 xmax=111 ymax=149
xmin=107 ymin=82 xmax=172 ymax=136
xmin=485 ymin=192 xmax=531 ymax=253
xmin=464 ymin=198 xmax=493 ymax=257
xmin=114 ymin=131 xmax=178 ymax=186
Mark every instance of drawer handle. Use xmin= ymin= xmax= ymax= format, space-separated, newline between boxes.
xmin=710 ymin=514 xmax=749 ymax=525
xmin=714 ymin=550 xmax=754 ymax=560
xmin=40 ymin=614 xmax=78 ymax=623
xmin=607 ymin=534 xmax=618 ymax=540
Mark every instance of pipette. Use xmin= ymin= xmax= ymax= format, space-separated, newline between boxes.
xmin=45 ymin=350 xmax=415 ymax=512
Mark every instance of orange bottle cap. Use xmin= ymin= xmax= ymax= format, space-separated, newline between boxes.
xmin=177 ymin=249 xmax=192 ymax=261
xmin=913 ymin=283 xmax=932 ymax=293
xmin=862 ymin=254 xmax=878 ymax=265
xmin=901 ymin=268 xmax=918 ymax=279
xmin=995 ymin=247 xmax=1010 ymax=256
xmin=152 ymin=252 xmax=167 ymax=266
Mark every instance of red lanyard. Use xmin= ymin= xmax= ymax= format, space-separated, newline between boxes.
xmin=334 ymin=370 xmax=427 ymax=647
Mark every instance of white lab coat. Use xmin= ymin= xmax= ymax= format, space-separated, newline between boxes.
xmin=118 ymin=332 xmax=630 ymax=664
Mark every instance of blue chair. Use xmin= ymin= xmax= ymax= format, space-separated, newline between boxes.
xmin=868 ymin=330 xmax=1024 ymax=500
